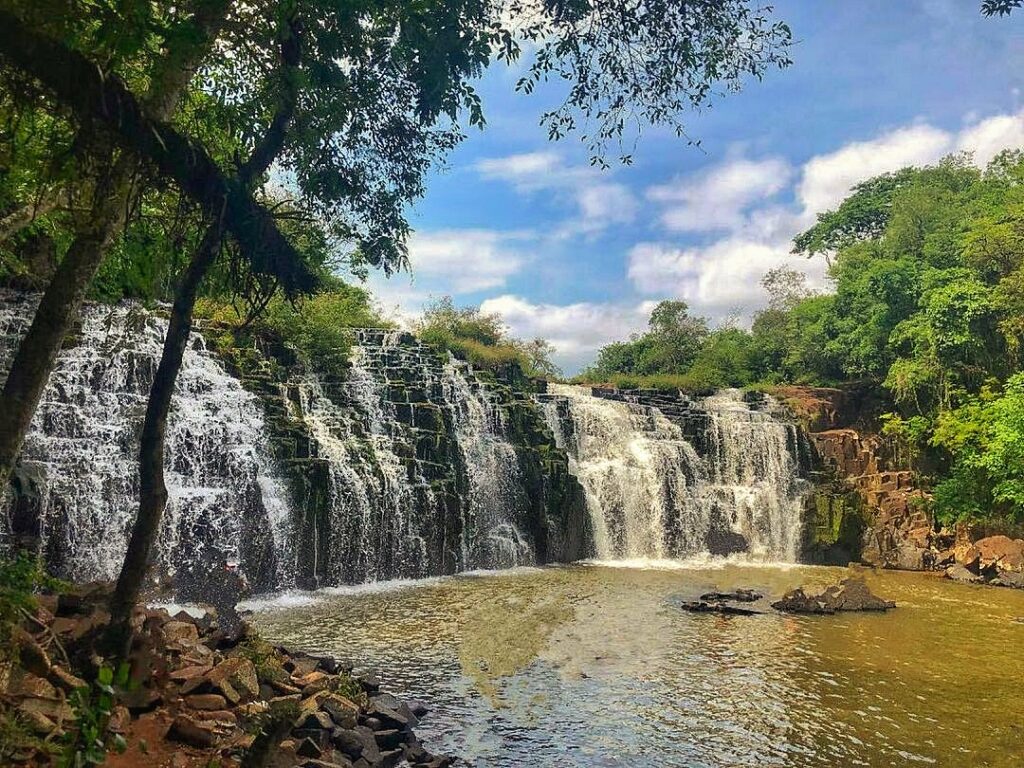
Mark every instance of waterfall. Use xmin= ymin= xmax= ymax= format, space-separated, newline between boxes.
xmin=2 ymin=290 xmax=810 ymax=588
xmin=541 ymin=384 xmax=809 ymax=562
xmin=0 ymin=291 xmax=293 ymax=588
xmin=285 ymin=329 xmax=536 ymax=586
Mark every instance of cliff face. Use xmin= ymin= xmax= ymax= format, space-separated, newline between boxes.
xmin=771 ymin=386 xmax=931 ymax=567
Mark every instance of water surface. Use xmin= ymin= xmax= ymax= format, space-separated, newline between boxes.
xmin=250 ymin=562 xmax=1024 ymax=767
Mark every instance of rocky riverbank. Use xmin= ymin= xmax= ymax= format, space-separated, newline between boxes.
xmin=0 ymin=583 xmax=452 ymax=767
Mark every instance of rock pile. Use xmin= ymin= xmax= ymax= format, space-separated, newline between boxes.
xmin=771 ymin=577 xmax=895 ymax=615
xmin=1 ymin=584 xmax=453 ymax=767
xmin=943 ymin=534 xmax=1024 ymax=589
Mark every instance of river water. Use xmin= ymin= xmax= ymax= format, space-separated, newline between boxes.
xmin=249 ymin=561 xmax=1024 ymax=768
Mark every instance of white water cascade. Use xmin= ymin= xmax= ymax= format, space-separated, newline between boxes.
xmin=0 ymin=291 xmax=293 ymax=587
xmin=278 ymin=328 xmax=538 ymax=586
xmin=541 ymin=384 xmax=809 ymax=562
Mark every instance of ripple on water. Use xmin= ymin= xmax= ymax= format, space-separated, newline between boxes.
xmin=250 ymin=563 xmax=1024 ymax=768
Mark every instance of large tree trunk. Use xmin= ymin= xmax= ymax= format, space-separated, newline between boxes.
xmin=0 ymin=152 xmax=131 ymax=499
xmin=0 ymin=4 xmax=233 ymax=504
xmin=106 ymin=223 xmax=223 ymax=650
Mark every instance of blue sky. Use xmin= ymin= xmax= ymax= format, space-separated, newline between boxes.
xmin=365 ymin=1 xmax=1024 ymax=373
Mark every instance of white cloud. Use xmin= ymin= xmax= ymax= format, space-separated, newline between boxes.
xmin=473 ymin=151 xmax=638 ymax=237
xmin=473 ymin=151 xmax=562 ymax=189
xmin=406 ymin=229 xmax=528 ymax=293
xmin=627 ymin=240 xmax=827 ymax=321
xmin=647 ymin=157 xmax=791 ymax=233
xmin=796 ymin=124 xmax=952 ymax=216
xmin=957 ymin=111 xmax=1024 ymax=165
xmin=479 ymin=294 xmax=653 ymax=372
xmin=634 ymin=110 xmax=1024 ymax=325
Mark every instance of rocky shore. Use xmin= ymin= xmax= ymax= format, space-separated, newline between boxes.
xmin=1 ymin=584 xmax=452 ymax=767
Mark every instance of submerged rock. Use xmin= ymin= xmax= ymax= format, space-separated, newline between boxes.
xmin=699 ymin=588 xmax=763 ymax=602
xmin=945 ymin=564 xmax=984 ymax=584
xmin=681 ymin=600 xmax=761 ymax=616
xmin=772 ymin=577 xmax=895 ymax=615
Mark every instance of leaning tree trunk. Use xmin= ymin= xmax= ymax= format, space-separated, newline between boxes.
xmin=106 ymin=223 xmax=223 ymax=650
xmin=0 ymin=152 xmax=131 ymax=499
xmin=0 ymin=2 xmax=231 ymax=505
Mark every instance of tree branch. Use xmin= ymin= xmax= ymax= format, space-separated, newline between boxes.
xmin=0 ymin=10 xmax=316 ymax=297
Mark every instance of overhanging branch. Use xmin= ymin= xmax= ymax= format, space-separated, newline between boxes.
xmin=0 ymin=10 xmax=316 ymax=297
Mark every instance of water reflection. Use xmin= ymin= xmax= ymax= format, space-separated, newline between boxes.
xmin=251 ymin=563 xmax=1024 ymax=768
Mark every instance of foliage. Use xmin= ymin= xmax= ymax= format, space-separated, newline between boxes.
xmin=417 ymin=296 xmax=560 ymax=378
xmin=60 ymin=663 xmax=129 ymax=767
xmin=931 ymin=375 xmax=1024 ymax=523
xmin=197 ymin=280 xmax=389 ymax=376
xmin=579 ymin=151 xmax=1024 ymax=525
xmin=237 ymin=634 xmax=287 ymax=685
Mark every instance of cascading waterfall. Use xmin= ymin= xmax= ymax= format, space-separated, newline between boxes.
xmin=2 ymin=291 xmax=812 ymax=589
xmin=541 ymin=384 xmax=809 ymax=562
xmin=443 ymin=361 xmax=534 ymax=570
xmin=0 ymin=291 xmax=293 ymax=588
xmin=284 ymin=329 xmax=536 ymax=587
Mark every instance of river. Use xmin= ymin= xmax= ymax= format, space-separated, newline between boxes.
xmin=248 ymin=560 xmax=1024 ymax=767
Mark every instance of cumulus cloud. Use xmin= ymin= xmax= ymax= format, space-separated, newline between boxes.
xmin=647 ymin=156 xmax=791 ymax=233
xmin=479 ymin=294 xmax=653 ymax=372
xmin=635 ymin=110 xmax=1024 ymax=322
xmin=473 ymin=151 xmax=638 ymax=237
xmin=406 ymin=229 xmax=528 ymax=293
xmin=957 ymin=111 xmax=1024 ymax=165
xmin=796 ymin=124 xmax=952 ymax=216
xmin=627 ymin=240 xmax=828 ymax=322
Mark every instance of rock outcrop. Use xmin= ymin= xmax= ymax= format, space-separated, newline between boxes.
xmin=771 ymin=577 xmax=896 ymax=614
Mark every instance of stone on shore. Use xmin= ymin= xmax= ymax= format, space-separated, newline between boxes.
xmin=945 ymin=564 xmax=984 ymax=584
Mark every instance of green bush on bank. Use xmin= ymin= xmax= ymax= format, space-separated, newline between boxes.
xmin=197 ymin=279 xmax=392 ymax=377
xmin=417 ymin=297 xmax=561 ymax=380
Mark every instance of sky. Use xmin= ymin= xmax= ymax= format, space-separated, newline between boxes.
xmin=363 ymin=1 xmax=1024 ymax=374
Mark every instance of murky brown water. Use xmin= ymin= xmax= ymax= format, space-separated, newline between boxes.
xmin=249 ymin=561 xmax=1024 ymax=767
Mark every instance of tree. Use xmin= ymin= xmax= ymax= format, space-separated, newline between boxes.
xmin=0 ymin=0 xmax=795 ymax=641
xmin=637 ymin=300 xmax=709 ymax=374
xmin=0 ymin=1 xmax=234 ymax=493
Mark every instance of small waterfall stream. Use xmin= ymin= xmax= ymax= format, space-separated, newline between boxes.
xmin=541 ymin=384 xmax=809 ymax=562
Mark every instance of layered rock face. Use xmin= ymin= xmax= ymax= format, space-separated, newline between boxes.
xmin=774 ymin=386 xmax=935 ymax=568
xmin=219 ymin=327 xmax=590 ymax=588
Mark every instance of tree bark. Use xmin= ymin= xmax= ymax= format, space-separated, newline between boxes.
xmin=0 ymin=194 xmax=60 ymax=243
xmin=106 ymin=222 xmax=223 ymax=648
xmin=0 ymin=150 xmax=131 ymax=497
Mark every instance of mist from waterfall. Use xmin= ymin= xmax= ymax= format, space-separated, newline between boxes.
xmin=541 ymin=384 xmax=808 ymax=562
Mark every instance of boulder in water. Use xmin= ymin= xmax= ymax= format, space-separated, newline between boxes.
xmin=772 ymin=577 xmax=895 ymax=614
xmin=945 ymin=564 xmax=984 ymax=584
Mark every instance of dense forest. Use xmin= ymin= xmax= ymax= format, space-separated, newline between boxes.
xmin=577 ymin=152 xmax=1024 ymax=526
